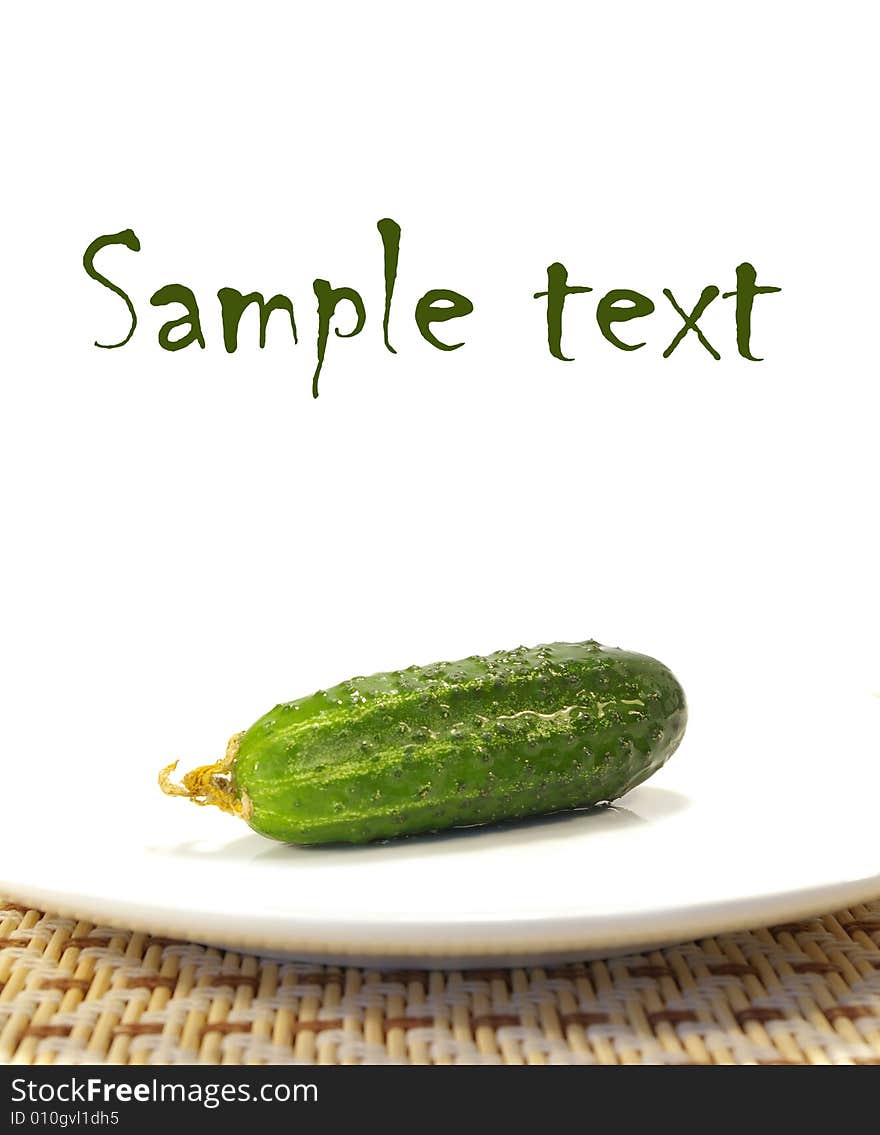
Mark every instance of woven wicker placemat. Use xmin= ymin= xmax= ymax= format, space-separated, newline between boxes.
xmin=2 ymin=895 xmax=879 ymax=1065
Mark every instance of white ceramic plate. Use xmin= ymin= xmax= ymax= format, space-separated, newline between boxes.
xmin=3 ymin=681 xmax=879 ymax=967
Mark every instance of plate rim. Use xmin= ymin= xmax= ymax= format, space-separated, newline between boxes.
xmin=4 ymin=868 xmax=879 ymax=967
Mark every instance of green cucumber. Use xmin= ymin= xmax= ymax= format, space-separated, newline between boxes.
xmin=159 ymin=640 xmax=687 ymax=844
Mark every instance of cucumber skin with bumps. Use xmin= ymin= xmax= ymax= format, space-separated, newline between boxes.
xmin=232 ymin=641 xmax=687 ymax=845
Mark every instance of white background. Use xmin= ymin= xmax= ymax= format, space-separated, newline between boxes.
xmin=1 ymin=1 xmax=877 ymax=816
